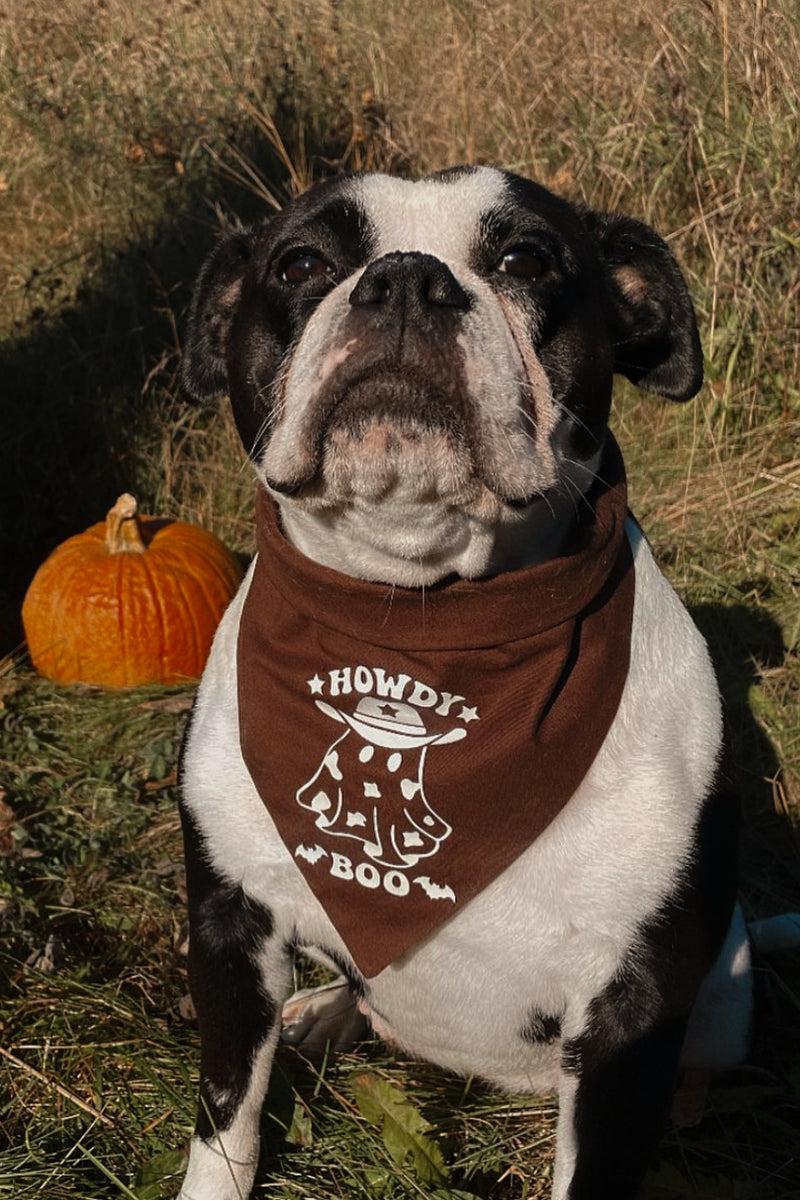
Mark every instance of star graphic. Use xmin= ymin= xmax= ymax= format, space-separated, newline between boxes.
xmin=307 ymin=675 xmax=325 ymax=695
xmin=459 ymin=705 xmax=479 ymax=723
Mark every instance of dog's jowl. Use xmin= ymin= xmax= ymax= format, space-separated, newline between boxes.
xmin=176 ymin=168 xmax=755 ymax=1200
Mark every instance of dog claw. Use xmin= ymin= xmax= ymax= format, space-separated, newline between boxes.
xmin=281 ymin=978 xmax=371 ymax=1054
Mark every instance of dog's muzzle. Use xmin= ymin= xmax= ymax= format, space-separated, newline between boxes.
xmin=263 ymin=249 xmax=558 ymax=507
xmin=265 ymin=252 xmax=479 ymax=497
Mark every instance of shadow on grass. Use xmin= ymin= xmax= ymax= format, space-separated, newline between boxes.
xmin=0 ymin=113 xmax=364 ymax=656
xmin=691 ymin=602 xmax=799 ymax=913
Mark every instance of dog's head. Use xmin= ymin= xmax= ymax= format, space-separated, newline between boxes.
xmin=183 ymin=167 xmax=702 ymax=585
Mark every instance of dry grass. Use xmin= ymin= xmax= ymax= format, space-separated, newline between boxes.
xmin=1 ymin=0 xmax=799 ymax=1196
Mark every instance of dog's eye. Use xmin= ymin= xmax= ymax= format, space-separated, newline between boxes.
xmin=497 ymin=247 xmax=548 ymax=280
xmin=281 ymin=252 xmax=334 ymax=285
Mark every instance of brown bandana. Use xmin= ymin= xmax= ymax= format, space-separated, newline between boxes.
xmin=237 ymin=437 xmax=634 ymax=978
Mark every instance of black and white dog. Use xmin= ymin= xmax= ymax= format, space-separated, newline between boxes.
xmin=176 ymin=167 xmax=758 ymax=1200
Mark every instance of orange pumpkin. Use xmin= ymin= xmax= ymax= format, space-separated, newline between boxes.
xmin=22 ymin=494 xmax=244 ymax=687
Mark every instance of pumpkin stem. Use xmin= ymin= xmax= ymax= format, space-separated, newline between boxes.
xmin=105 ymin=493 xmax=147 ymax=555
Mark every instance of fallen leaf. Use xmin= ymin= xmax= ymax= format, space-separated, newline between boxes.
xmin=351 ymin=1070 xmax=448 ymax=1187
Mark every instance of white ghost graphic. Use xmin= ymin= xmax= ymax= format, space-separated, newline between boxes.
xmin=296 ymin=696 xmax=465 ymax=870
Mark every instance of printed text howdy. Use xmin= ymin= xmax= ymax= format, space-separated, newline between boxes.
xmin=308 ymin=665 xmax=473 ymax=719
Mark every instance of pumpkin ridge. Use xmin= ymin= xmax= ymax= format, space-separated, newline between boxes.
xmin=192 ymin=569 xmax=230 ymax=643
xmin=117 ymin=550 xmax=131 ymax=687
xmin=191 ymin=549 xmax=242 ymax=605
xmin=171 ymin=566 xmax=204 ymax=683
xmin=71 ymin=561 xmax=86 ymax=682
xmin=151 ymin=529 xmax=241 ymax=611
xmin=137 ymin=551 xmax=168 ymax=685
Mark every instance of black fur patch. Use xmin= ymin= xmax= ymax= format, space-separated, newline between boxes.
xmin=521 ymin=1008 xmax=562 ymax=1044
xmin=566 ymin=1014 xmax=689 ymax=1199
xmin=562 ymin=759 xmax=740 ymax=1197
xmin=181 ymin=803 xmax=279 ymax=1137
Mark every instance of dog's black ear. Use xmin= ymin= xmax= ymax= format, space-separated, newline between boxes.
xmin=181 ymin=227 xmax=256 ymax=403
xmin=583 ymin=210 xmax=703 ymax=401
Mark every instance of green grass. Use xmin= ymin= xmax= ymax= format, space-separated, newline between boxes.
xmin=2 ymin=0 xmax=799 ymax=1196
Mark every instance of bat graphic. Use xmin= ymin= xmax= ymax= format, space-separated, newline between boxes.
xmin=413 ymin=876 xmax=456 ymax=903
xmin=295 ymin=843 xmax=328 ymax=865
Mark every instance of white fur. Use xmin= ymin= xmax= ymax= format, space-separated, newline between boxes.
xmin=359 ymin=169 xmax=507 ymax=263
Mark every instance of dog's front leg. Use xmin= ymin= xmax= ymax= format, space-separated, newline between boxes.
xmin=178 ymin=809 xmax=292 ymax=1200
xmin=551 ymin=1002 xmax=689 ymax=1200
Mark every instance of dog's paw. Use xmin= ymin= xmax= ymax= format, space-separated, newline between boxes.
xmin=281 ymin=977 xmax=371 ymax=1055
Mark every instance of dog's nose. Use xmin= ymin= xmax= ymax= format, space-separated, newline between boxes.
xmin=349 ymin=252 xmax=470 ymax=322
